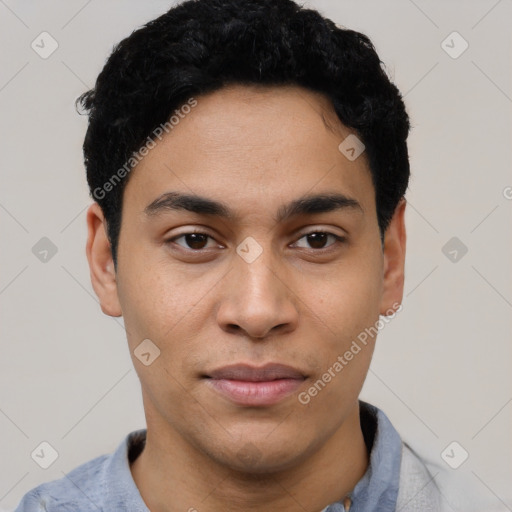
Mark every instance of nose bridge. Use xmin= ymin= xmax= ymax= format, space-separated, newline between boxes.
xmin=217 ymin=235 xmax=298 ymax=338
xmin=234 ymin=235 xmax=283 ymax=302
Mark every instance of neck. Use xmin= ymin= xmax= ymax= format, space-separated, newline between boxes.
xmin=131 ymin=402 xmax=368 ymax=512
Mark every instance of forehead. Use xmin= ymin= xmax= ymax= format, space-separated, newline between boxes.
xmin=123 ymin=84 xmax=375 ymax=221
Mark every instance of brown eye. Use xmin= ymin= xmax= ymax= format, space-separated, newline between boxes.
xmin=169 ymin=232 xmax=216 ymax=250
xmin=293 ymin=231 xmax=345 ymax=250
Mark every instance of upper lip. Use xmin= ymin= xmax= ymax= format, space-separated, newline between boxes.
xmin=206 ymin=363 xmax=306 ymax=382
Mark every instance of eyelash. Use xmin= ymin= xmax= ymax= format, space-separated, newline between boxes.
xmin=166 ymin=230 xmax=346 ymax=252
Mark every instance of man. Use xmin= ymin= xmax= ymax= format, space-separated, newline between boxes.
xmin=15 ymin=0 xmax=444 ymax=510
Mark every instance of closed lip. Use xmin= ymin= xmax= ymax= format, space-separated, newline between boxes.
xmin=205 ymin=363 xmax=307 ymax=382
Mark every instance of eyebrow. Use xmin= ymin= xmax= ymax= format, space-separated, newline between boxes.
xmin=144 ymin=191 xmax=363 ymax=223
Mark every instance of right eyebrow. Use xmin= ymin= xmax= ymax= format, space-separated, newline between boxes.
xmin=144 ymin=191 xmax=233 ymax=219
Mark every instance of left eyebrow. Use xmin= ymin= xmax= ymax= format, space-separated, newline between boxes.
xmin=143 ymin=191 xmax=364 ymax=223
xmin=274 ymin=192 xmax=364 ymax=223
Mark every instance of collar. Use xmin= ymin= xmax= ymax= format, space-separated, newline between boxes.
xmin=326 ymin=400 xmax=403 ymax=512
xmin=106 ymin=400 xmax=402 ymax=512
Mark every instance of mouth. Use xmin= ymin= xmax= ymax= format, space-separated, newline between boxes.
xmin=203 ymin=363 xmax=307 ymax=407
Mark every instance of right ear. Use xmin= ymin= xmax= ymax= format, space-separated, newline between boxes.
xmin=85 ymin=202 xmax=123 ymax=317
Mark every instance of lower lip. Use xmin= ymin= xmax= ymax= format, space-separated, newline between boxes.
xmin=206 ymin=378 xmax=304 ymax=406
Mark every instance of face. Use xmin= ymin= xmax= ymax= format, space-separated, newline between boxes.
xmin=87 ymin=84 xmax=406 ymax=473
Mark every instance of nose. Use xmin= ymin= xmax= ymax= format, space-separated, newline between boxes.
xmin=216 ymin=247 xmax=299 ymax=340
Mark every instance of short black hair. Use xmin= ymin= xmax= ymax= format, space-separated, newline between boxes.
xmin=77 ymin=0 xmax=411 ymax=270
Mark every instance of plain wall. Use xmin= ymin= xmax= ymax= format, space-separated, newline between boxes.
xmin=1 ymin=1 xmax=511 ymax=510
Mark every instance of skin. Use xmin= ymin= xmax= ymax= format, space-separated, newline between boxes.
xmin=86 ymin=84 xmax=406 ymax=512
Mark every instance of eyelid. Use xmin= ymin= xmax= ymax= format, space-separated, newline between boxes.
xmin=295 ymin=226 xmax=346 ymax=238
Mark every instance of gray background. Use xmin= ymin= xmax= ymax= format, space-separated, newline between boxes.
xmin=0 ymin=0 xmax=511 ymax=510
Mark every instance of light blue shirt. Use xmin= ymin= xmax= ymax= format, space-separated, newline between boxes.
xmin=14 ymin=401 xmax=402 ymax=512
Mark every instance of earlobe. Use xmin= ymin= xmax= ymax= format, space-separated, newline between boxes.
xmin=379 ymin=198 xmax=407 ymax=317
xmin=85 ymin=202 xmax=123 ymax=317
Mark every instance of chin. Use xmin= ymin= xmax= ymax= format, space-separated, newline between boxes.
xmin=214 ymin=436 xmax=313 ymax=475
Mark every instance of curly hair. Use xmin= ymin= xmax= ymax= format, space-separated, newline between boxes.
xmin=77 ymin=0 xmax=411 ymax=269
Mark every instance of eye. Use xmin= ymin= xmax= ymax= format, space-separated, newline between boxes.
xmin=292 ymin=231 xmax=345 ymax=250
xmin=166 ymin=230 xmax=345 ymax=252
xmin=167 ymin=231 xmax=219 ymax=251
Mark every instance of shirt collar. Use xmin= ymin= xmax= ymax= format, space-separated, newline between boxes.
xmin=347 ymin=400 xmax=402 ymax=512
xmin=103 ymin=428 xmax=149 ymax=511
xmin=105 ymin=400 xmax=402 ymax=512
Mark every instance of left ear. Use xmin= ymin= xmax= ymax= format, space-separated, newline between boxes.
xmin=379 ymin=198 xmax=407 ymax=316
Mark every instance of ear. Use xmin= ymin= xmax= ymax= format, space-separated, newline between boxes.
xmin=379 ymin=198 xmax=407 ymax=316
xmin=85 ymin=202 xmax=123 ymax=317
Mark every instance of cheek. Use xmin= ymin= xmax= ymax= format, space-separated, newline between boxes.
xmin=294 ymin=245 xmax=382 ymax=411
xmin=117 ymin=271 xmax=197 ymax=413
xmin=116 ymin=259 xmax=191 ymax=368
xmin=117 ymin=237 xmax=198 ymax=329
xmin=118 ymin=277 xmax=173 ymax=339
xmin=302 ymin=249 xmax=383 ymax=346
xmin=116 ymin=257 xmax=224 ymax=383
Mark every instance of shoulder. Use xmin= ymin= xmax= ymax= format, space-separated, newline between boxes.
xmin=396 ymin=442 xmax=446 ymax=512
xmin=13 ymin=452 xmax=110 ymax=512
xmin=13 ymin=429 xmax=147 ymax=512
